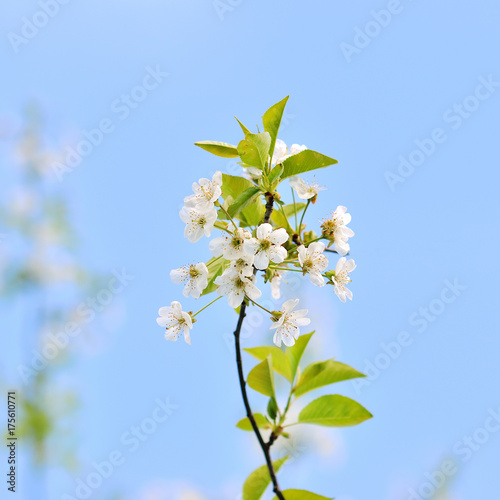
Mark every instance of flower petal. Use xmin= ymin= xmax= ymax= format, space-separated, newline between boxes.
xmin=245 ymin=281 xmax=262 ymax=301
xmin=297 ymin=245 xmax=307 ymax=266
xmin=309 ymin=271 xmax=326 ymax=287
xmin=254 ymin=251 xmax=270 ymax=270
xmin=273 ymin=331 xmax=282 ymax=347
xmin=295 ymin=317 xmax=311 ymax=327
xmin=346 ymin=259 xmax=356 ymax=272
xmin=212 ymin=170 xmax=222 ymax=186
xmin=281 ymin=298 xmax=299 ymax=314
xmin=170 ymin=267 xmax=187 ymax=284
xmin=256 ymin=223 xmax=272 ymax=240
xmin=336 ymin=257 xmax=346 ymax=274
xmin=269 ymin=228 xmax=289 ymax=245
xmin=269 ymin=245 xmax=287 ymax=264
xmin=243 ymin=238 xmax=259 ymax=255
xmin=209 ymin=237 xmax=225 ymax=257
xmin=228 ymin=290 xmax=244 ymax=308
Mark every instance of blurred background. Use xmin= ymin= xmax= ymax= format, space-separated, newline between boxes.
xmin=1 ymin=1 xmax=499 ymax=499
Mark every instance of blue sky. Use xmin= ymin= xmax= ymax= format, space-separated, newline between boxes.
xmin=1 ymin=1 xmax=500 ymax=499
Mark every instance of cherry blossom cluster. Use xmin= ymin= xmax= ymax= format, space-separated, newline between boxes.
xmin=157 ymin=139 xmax=356 ymax=347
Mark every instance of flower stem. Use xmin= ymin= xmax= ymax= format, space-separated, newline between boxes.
xmin=217 ymin=202 xmax=239 ymax=231
xmin=271 ymin=267 xmax=303 ymax=273
xmin=306 ymin=236 xmax=324 ymax=244
xmin=291 ymin=187 xmax=298 ymax=232
xmin=298 ymin=199 xmax=310 ymax=234
xmin=192 ymin=295 xmax=222 ymax=318
xmin=278 ymin=390 xmax=294 ymax=427
xmin=247 ymin=298 xmax=276 ymax=316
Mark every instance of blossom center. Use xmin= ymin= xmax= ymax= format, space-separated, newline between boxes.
xmin=234 ymin=276 xmax=246 ymax=290
xmin=259 ymin=239 xmax=271 ymax=251
xmin=336 ymin=271 xmax=350 ymax=287
xmin=235 ymin=258 xmax=246 ymax=269
xmin=302 ymin=259 xmax=313 ymax=272
xmin=231 ymin=236 xmax=242 ymax=249
xmin=321 ymin=219 xmax=337 ymax=236
xmin=200 ymin=184 xmax=213 ymax=200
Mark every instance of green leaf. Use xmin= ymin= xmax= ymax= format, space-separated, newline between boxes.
xmin=267 ymin=397 xmax=278 ymax=421
xmin=286 ymin=332 xmax=314 ymax=382
xmin=294 ymin=360 xmax=365 ymax=398
xmin=298 ymin=395 xmax=373 ymax=427
xmin=262 ymin=96 xmax=289 ymax=161
xmin=282 ymin=202 xmax=306 ymax=219
xmin=222 ymin=173 xmax=255 ymax=199
xmin=194 ymin=140 xmax=239 ymax=158
xmin=236 ymin=413 xmax=271 ymax=431
xmin=247 ymin=355 xmax=276 ymax=397
xmin=237 ymin=132 xmax=271 ymax=169
xmin=221 ymin=172 xmax=265 ymax=226
xmin=228 ymin=186 xmax=262 ymax=218
xmin=273 ymin=489 xmax=332 ymax=500
xmin=238 ymin=201 xmax=265 ymax=227
xmin=235 ymin=116 xmax=252 ymax=136
xmin=214 ymin=220 xmax=229 ymax=231
xmin=243 ymin=456 xmax=289 ymax=500
xmin=244 ymin=346 xmax=293 ymax=383
xmin=281 ymin=150 xmax=338 ymax=179
xmin=201 ymin=257 xmax=227 ymax=296
xmin=267 ymin=163 xmax=284 ymax=186
xmin=271 ymin=203 xmax=306 ymax=231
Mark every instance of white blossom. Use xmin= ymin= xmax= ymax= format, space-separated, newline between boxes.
xmin=289 ymin=143 xmax=307 ymax=156
xmin=228 ymin=253 xmax=255 ymax=277
xmin=184 ymin=171 xmax=222 ymax=211
xmin=156 ymin=301 xmax=193 ymax=344
xmin=272 ymin=139 xmax=289 ymax=165
xmin=331 ymin=257 xmax=356 ymax=303
xmin=243 ymin=166 xmax=263 ymax=179
xmin=270 ymin=268 xmax=287 ymax=300
xmin=179 ymin=206 xmax=217 ymax=243
xmin=289 ymin=176 xmax=325 ymax=200
xmin=214 ymin=268 xmax=261 ymax=308
xmin=270 ymin=298 xmax=311 ymax=347
xmin=298 ymin=242 xmax=328 ymax=287
xmin=170 ymin=262 xmax=209 ymax=299
xmin=272 ymin=139 xmax=307 ymax=166
xmin=333 ymin=238 xmax=350 ymax=257
xmin=209 ymin=227 xmax=251 ymax=261
xmin=321 ymin=206 xmax=354 ymax=256
xmin=244 ymin=223 xmax=288 ymax=270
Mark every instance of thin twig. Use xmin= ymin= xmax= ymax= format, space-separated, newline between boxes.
xmin=233 ymin=304 xmax=285 ymax=500
xmin=233 ymin=193 xmax=285 ymax=500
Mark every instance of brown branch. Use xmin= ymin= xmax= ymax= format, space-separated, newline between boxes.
xmin=232 ymin=193 xmax=285 ymax=500
xmin=233 ymin=304 xmax=285 ymax=500
xmin=264 ymin=192 xmax=275 ymax=222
